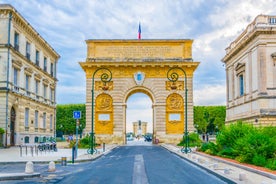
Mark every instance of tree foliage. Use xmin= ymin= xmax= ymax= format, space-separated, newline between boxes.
xmin=56 ymin=104 xmax=86 ymax=135
xmin=194 ymin=106 xmax=226 ymax=134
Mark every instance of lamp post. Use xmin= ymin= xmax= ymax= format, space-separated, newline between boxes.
xmin=88 ymin=67 xmax=112 ymax=155
xmin=167 ymin=67 xmax=191 ymax=154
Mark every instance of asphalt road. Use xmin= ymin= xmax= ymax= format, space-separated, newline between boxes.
xmin=61 ymin=145 xmax=228 ymax=184
xmin=1 ymin=145 xmax=231 ymax=184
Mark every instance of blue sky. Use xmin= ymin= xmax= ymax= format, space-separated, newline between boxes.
xmin=1 ymin=0 xmax=276 ymax=132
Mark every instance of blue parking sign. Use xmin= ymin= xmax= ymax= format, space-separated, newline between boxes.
xmin=73 ymin=111 xmax=81 ymax=119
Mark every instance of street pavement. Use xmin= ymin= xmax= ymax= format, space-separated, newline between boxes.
xmin=0 ymin=140 xmax=275 ymax=184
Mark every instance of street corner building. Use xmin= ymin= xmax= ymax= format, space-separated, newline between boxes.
xmin=79 ymin=39 xmax=200 ymax=144
xmin=0 ymin=4 xmax=60 ymax=147
xmin=222 ymin=15 xmax=276 ymax=126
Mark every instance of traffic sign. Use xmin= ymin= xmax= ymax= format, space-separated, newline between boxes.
xmin=73 ymin=111 xmax=81 ymax=119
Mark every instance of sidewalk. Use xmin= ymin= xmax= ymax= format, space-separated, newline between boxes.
xmin=161 ymin=144 xmax=276 ymax=184
xmin=0 ymin=143 xmax=117 ymax=181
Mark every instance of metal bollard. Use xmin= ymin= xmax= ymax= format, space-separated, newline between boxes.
xmin=61 ymin=157 xmax=67 ymax=166
xmin=20 ymin=145 xmax=22 ymax=157
xmin=72 ymin=146 xmax=76 ymax=164
xmin=103 ymin=143 xmax=105 ymax=152
xmin=31 ymin=146 xmax=34 ymax=157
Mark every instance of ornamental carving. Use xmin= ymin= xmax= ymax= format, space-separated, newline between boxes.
xmin=95 ymin=81 xmax=113 ymax=91
xmin=166 ymin=93 xmax=183 ymax=111
xmin=166 ymin=81 xmax=184 ymax=90
xmin=96 ymin=93 xmax=113 ymax=111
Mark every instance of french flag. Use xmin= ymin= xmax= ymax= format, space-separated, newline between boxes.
xmin=138 ymin=23 xmax=141 ymax=39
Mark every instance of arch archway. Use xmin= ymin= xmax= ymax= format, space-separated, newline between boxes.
xmin=124 ymin=87 xmax=154 ymax=144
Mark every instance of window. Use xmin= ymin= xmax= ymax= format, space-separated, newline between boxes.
xmin=14 ymin=32 xmax=19 ymax=51
xmin=13 ymin=68 xmax=19 ymax=92
xmin=35 ymin=50 xmax=40 ymax=66
xmin=25 ymin=108 xmax=29 ymax=127
xmin=50 ymin=63 xmax=54 ymax=77
xmin=25 ymin=75 xmax=30 ymax=96
xmin=269 ymin=17 xmax=276 ymax=24
xmin=50 ymin=114 xmax=53 ymax=130
xmin=50 ymin=89 xmax=54 ymax=101
xmin=44 ymin=57 xmax=47 ymax=72
xmin=239 ymin=75 xmax=244 ymax=96
xmin=43 ymin=84 xmax=47 ymax=99
xmin=35 ymin=80 xmax=39 ymax=97
xmin=24 ymin=136 xmax=29 ymax=143
xmin=26 ymin=42 xmax=30 ymax=60
xmin=35 ymin=110 xmax=38 ymax=128
xmin=43 ymin=112 xmax=46 ymax=129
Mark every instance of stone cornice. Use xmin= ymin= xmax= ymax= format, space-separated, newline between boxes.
xmin=12 ymin=59 xmax=22 ymax=70
xmin=24 ymin=66 xmax=33 ymax=76
xmin=80 ymin=61 xmax=199 ymax=69
xmin=222 ymin=15 xmax=276 ymax=63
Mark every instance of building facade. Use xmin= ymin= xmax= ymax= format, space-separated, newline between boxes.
xmin=222 ymin=15 xmax=276 ymax=126
xmin=133 ymin=121 xmax=147 ymax=136
xmin=80 ymin=39 xmax=199 ymax=144
xmin=0 ymin=4 xmax=59 ymax=146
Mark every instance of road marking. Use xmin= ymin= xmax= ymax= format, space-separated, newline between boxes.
xmin=132 ymin=154 xmax=149 ymax=184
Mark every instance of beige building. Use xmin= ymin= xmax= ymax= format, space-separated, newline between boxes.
xmin=222 ymin=15 xmax=276 ymax=126
xmin=0 ymin=4 xmax=59 ymax=146
xmin=80 ymin=39 xmax=199 ymax=144
xmin=133 ymin=121 xmax=147 ymax=136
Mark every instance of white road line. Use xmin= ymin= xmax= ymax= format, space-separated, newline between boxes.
xmin=132 ymin=154 xmax=149 ymax=184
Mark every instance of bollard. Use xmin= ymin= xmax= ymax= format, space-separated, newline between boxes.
xmin=31 ymin=146 xmax=34 ymax=157
xmin=20 ymin=145 xmax=22 ymax=157
xmin=72 ymin=146 xmax=76 ymax=164
xmin=224 ymin=168 xmax=230 ymax=174
xmin=239 ymin=173 xmax=246 ymax=181
xmin=61 ymin=157 xmax=67 ymax=166
xmin=103 ymin=143 xmax=105 ymax=152
xmin=25 ymin=161 xmax=34 ymax=174
xmin=48 ymin=161 xmax=56 ymax=172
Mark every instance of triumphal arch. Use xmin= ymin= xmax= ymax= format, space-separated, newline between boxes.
xmin=79 ymin=39 xmax=199 ymax=144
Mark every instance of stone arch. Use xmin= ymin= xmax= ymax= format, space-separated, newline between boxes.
xmin=124 ymin=86 xmax=155 ymax=104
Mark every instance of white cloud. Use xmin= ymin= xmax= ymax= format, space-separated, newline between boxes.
xmin=194 ymin=84 xmax=226 ymax=106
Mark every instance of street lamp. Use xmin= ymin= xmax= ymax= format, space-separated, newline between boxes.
xmin=167 ymin=67 xmax=191 ymax=154
xmin=88 ymin=67 xmax=112 ymax=155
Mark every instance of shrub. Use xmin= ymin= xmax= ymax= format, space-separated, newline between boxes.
xmin=266 ymin=158 xmax=276 ymax=170
xmin=216 ymin=122 xmax=254 ymax=149
xmin=0 ymin=128 xmax=5 ymax=134
xmin=199 ymin=142 xmax=218 ymax=155
xmin=217 ymin=147 xmax=235 ymax=158
xmin=177 ymin=133 xmax=202 ymax=147
xmin=252 ymin=154 xmax=266 ymax=167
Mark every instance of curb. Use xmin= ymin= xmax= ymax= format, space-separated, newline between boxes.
xmin=0 ymin=173 xmax=40 ymax=181
xmin=160 ymin=145 xmax=237 ymax=184
xmin=194 ymin=152 xmax=276 ymax=180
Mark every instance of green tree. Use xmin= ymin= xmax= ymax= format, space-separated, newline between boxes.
xmin=56 ymin=104 xmax=86 ymax=135
xmin=194 ymin=106 xmax=226 ymax=134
